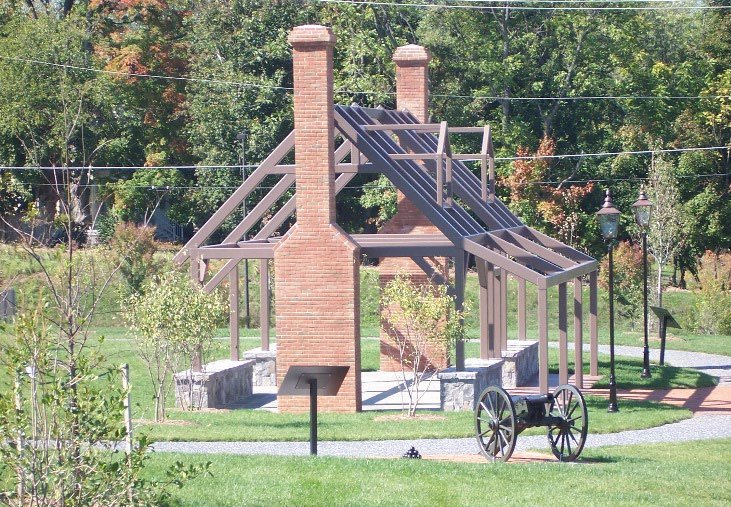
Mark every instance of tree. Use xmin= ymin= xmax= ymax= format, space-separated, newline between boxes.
xmin=381 ymin=273 xmax=464 ymax=417
xmin=124 ymin=271 xmax=226 ymax=419
xmin=646 ymin=154 xmax=682 ymax=307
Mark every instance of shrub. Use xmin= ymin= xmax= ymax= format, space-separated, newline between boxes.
xmin=690 ymin=251 xmax=731 ymax=335
xmin=111 ymin=222 xmax=159 ymax=295
xmin=381 ymin=274 xmax=464 ymax=416
xmin=124 ymin=271 xmax=227 ymax=420
xmin=599 ymin=241 xmax=644 ymax=329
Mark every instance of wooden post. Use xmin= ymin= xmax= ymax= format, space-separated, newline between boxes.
xmin=229 ymin=265 xmax=240 ymax=361
xmin=477 ymin=260 xmax=490 ymax=359
xmin=589 ymin=270 xmax=599 ymax=376
xmin=558 ymin=283 xmax=568 ymax=385
xmin=574 ymin=278 xmax=584 ymax=389
xmin=487 ymin=263 xmax=496 ymax=358
xmin=538 ymin=288 xmax=549 ymax=394
xmin=189 ymin=254 xmax=203 ymax=372
xmin=455 ymin=253 xmax=466 ymax=370
xmin=500 ymin=269 xmax=508 ymax=351
xmin=517 ymin=278 xmax=526 ymax=340
xmin=14 ymin=373 xmax=25 ymax=501
xmin=260 ymin=259 xmax=270 ymax=351
xmin=494 ymin=267 xmax=502 ymax=355
xmin=121 ymin=364 xmax=133 ymax=458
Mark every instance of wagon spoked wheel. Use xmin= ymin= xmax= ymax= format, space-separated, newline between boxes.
xmin=547 ymin=384 xmax=588 ymax=462
xmin=475 ymin=386 xmax=517 ymax=463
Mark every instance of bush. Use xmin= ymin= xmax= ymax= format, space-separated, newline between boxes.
xmin=111 ymin=222 xmax=159 ymax=295
xmin=599 ymin=241 xmax=644 ymax=328
xmin=124 ymin=271 xmax=227 ymax=420
xmin=690 ymin=251 xmax=731 ymax=335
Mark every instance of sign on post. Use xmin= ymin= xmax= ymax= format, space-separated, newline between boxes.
xmin=650 ymin=306 xmax=681 ymax=366
xmin=278 ymin=366 xmax=349 ymax=456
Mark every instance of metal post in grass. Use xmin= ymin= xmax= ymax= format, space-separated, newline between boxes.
xmin=597 ymin=189 xmax=621 ymax=413
xmin=633 ymin=187 xmax=654 ymax=379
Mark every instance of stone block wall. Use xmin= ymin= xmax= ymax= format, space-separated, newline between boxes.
xmin=438 ymin=358 xmax=504 ymax=411
xmin=174 ymin=359 xmax=253 ymax=409
xmin=244 ymin=346 xmax=277 ymax=386
xmin=501 ymin=340 xmax=539 ymax=389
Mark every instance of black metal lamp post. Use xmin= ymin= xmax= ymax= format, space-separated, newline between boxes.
xmin=236 ymin=129 xmax=250 ymax=328
xmin=597 ymin=189 xmax=621 ymax=413
xmin=632 ymin=187 xmax=654 ymax=379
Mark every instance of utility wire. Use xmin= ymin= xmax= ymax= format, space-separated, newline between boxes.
xmin=312 ymin=0 xmax=731 ymax=10
xmin=16 ymin=172 xmax=729 ymax=190
xmin=3 ymin=144 xmax=728 ymax=170
xmin=2 ymin=55 xmax=730 ymax=102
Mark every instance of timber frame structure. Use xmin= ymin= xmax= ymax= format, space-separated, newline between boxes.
xmin=174 ymin=26 xmax=599 ymax=402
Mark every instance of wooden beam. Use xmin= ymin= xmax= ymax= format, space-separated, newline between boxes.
xmin=501 ymin=269 xmax=508 ymax=352
xmin=574 ymin=278 xmax=584 ymax=389
xmin=518 ymin=278 xmax=527 ymax=340
xmin=229 ymin=266 xmax=239 ymax=361
xmin=260 ymin=259 xmax=270 ymax=351
xmin=589 ymin=270 xmax=599 ymax=377
xmin=487 ymin=262 xmax=496 ymax=358
xmin=538 ymin=288 xmax=549 ymax=394
xmin=477 ymin=260 xmax=490 ymax=359
xmin=455 ymin=252 xmax=467 ymax=371
xmin=558 ymin=282 xmax=568 ymax=385
xmin=463 ymin=238 xmax=543 ymax=286
xmin=488 ymin=233 xmax=563 ymax=275
xmin=174 ymin=131 xmax=295 ymax=265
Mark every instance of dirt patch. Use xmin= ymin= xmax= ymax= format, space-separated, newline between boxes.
xmin=421 ymin=451 xmax=596 ymax=465
xmin=374 ymin=414 xmax=447 ymax=422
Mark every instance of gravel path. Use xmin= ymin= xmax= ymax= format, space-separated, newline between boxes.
xmin=152 ymin=414 xmax=731 ymax=457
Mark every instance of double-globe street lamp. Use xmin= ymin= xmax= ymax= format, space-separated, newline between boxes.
xmin=597 ymin=189 xmax=621 ymax=413
xmin=632 ymin=188 xmax=654 ymax=379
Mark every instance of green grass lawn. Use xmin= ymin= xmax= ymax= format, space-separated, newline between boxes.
xmin=139 ymin=395 xmax=690 ymax=442
xmin=143 ymin=439 xmax=731 ymax=506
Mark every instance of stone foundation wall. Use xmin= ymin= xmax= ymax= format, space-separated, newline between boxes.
xmin=174 ymin=359 xmax=253 ymax=409
xmin=501 ymin=340 xmax=539 ymax=388
xmin=244 ymin=346 xmax=277 ymax=386
xmin=438 ymin=358 xmax=504 ymax=411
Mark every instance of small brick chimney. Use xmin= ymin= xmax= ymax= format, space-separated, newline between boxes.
xmin=274 ymin=25 xmax=362 ymax=413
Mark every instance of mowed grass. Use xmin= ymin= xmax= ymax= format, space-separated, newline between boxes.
xmin=143 ymin=439 xmax=731 ymax=506
xmin=139 ymin=395 xmax=690 ymax=442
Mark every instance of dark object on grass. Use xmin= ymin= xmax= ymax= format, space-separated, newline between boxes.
xmin=403 ymin=447 xmax=422 ymax=459
xmin=475 ymin=384 xmax=588 ymax=463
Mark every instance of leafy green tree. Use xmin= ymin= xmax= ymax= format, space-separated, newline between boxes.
xmin=381 ymin=273 xmax=464 ymax=416
xmin=124 ymin=271 xmax=227 ymax=418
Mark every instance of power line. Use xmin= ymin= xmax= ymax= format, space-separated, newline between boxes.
xmin=16 ymin=171 xmax=729 ymax=190
xmin=1 ymin=144 xmax=728 ymax=171
xmin=0 ymin=55 xmax=294 ymax=91
xmin=3 ymin=54 xmax=730 ymax=102
xmin=312 ymin=0 xmax=731 ymax=10
xmin=494 ymin=145 xmax=730 ymax=161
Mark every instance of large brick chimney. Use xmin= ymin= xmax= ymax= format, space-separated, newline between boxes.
xmin=379 ymin=44 xmax=449 ymax=371
xmin=274 ymin=25 xmax=362 ymax=412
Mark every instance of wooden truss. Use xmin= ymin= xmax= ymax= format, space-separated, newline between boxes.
xmin=175 ymin=105 xmax=600 ymax=393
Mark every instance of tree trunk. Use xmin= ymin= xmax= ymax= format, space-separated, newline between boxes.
xmin=657 ymin=262 xmax=664 ymax=308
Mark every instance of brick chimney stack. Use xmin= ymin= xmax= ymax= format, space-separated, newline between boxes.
xmin=274 ymin=25 xmax=362 ymax=413
xmin=379 ymin=44 xmax=449 ymax=371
